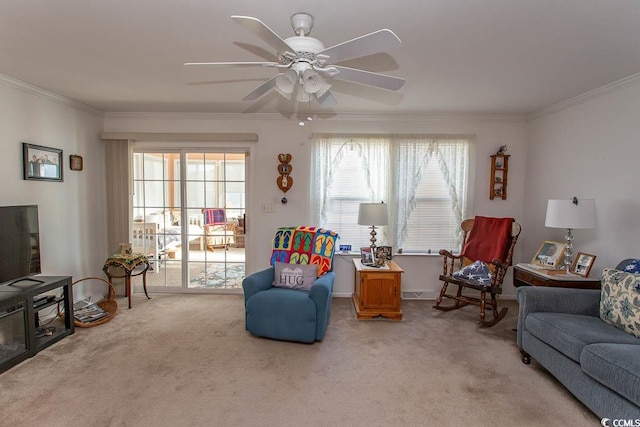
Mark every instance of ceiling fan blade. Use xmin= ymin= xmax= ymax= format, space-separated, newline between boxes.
xmin=184 ymin=61 xmax=279 ymax=67
xmin=319 ymin=29 xmax=401 ymax=64
xmin=331 ymin=66 xmax=405 ymax=90
xmin=242 ymin=75 xmax=279 ymax=101
xmin=231 ymin=16 xmax=298 ymax=58
xmin=316 ymin=91 xmax=337 ymax=108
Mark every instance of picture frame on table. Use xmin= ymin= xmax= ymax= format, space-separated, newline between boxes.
xmin=23 ymin=143 xmax=63 ymax=182
xmin=360 ymin=247 xmax=373 ymax=266
xmin=375 ymin=246 xmax=393 ymax=262
xmin=531 ymin=240 xmax=566 ymax=269
xmin=570 ymin=252 xmax=596 ymax=277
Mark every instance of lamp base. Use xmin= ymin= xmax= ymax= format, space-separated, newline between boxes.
xmin=369 ymin=226 xmax=378 ymax=252
xmin=563 ymin=228 xmax=574 ymax=272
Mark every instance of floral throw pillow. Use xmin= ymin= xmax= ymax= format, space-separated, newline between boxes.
xmin=621 ymin=259 xmax=640 ymax=274
xmin=452 ymin=260 xmax=492 ymax=286
xmin=600 ymin=268 xmax=640 ymax=338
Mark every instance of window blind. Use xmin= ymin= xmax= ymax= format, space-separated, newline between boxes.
xmin=311 ymin=134 xmax=473 ymax=253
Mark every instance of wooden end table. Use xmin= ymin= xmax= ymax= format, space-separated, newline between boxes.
xmin=513 ymin=263 xmax=600 ymax=289
xmin=352 ymin=259 xmax=404 ymax=320
xmin=103 ymin=253 xmax=151 ymax=309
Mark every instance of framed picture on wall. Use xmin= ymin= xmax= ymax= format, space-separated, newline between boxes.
xmin=23 ymin=143 xmax=63 ymax=182
xmin=69 ymin=154 xmax=83 ymax=171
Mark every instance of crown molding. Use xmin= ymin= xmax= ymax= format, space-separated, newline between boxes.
xmin=0 ymin=73 xmax=104 ymax=117
xmin=4 ymin=70 xmax=639 ymax=123
xmin=100 ymin=132 xmax=258 ymax=142
xmin=104 ymin=111 xmax=526 ymax=123
xmin=529 ymin=72 xmax=640 ymax=120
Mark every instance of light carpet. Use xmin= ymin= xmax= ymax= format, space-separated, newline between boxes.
xmin=0 ymin=295 xmax=597 ymax=426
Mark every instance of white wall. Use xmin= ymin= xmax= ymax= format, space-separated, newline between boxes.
xmin=0 ymin=78 xmax=107 ymax=280
xmin=524 ymin=78 xmax=640 ymax=274
xmin=5 ymin=71 xmax=637 ymax=302
xmin=105 ymin=113 xmax=528 ymax=298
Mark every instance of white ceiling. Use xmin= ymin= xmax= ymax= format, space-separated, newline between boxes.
xmin=1 ymin=0 xmax=640 ymax=116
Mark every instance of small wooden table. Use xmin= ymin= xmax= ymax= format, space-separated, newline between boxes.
xmin=513 ymin=263 xmax=600 ymax=289
xmin=352 ymin=259 xmax=404 ymax=320
xmin=103 ymin=253 xmax=151 ymax=309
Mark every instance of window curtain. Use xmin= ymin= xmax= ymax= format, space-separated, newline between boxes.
xmin=392 ymin=135 xmax=472 ymax=248
xmin=104 ymin=139 xmax=133 ymax=255
xmin=311 ymin=133 xmax=474 ymax=250
xmin=311 ymin=134 xmax=390 ymax=242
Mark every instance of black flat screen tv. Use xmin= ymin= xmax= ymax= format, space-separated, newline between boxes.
xmin=0 ymin=205 xmax=41 ymax=285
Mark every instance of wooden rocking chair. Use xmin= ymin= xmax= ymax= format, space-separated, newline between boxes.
xmin=433 ymin=216 xmax=521 ymax=327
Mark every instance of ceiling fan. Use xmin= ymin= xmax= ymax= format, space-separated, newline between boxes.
xmin=184 ymin=13 xmax=405 ymax=107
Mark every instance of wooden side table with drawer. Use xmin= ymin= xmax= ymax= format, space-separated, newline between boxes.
xmin=513 ymin=263 xmax=600 ymax=289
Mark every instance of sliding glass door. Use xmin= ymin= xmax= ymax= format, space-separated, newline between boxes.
xmin=132 ymin=150 xmax=246 ymax=292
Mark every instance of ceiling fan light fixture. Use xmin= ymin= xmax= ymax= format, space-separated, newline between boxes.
xmin=275 ymin=69 xmax=297 ymax=98
xmin=315 ymin=81 xmax=331 ymax=98
xmin=274 ymin=86 xmax=292 ymax=99
xmin=191 ymin=14 xmax=405 ymax=106
xmin=296 ymin=86 xmax=312 ymax=103
xmin=302 ymin=69 xmax=323 ymax=94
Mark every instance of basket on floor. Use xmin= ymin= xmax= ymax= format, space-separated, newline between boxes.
xmin=58 ymin=277 xmax=118 ymax=328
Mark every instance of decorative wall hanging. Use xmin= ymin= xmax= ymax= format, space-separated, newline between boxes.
xmin=69 ymin=154 xmax=83 ymax=171
xmin=277 ymin=153 xmax=293 ymax=203
xmin=490 ymin=145 xmax=509 ymax=200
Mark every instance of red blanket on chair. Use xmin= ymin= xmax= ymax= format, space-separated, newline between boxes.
xmin=462 ymin=216 xmax=513 ymax=263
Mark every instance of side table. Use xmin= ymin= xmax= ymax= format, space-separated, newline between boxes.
xmin=513 ymin=263 xmax=601 ymax=289
xmin=103 ymin=253 xmax=151 ymax=309
xmin=352 ymin=259 xmax=403 ymax=320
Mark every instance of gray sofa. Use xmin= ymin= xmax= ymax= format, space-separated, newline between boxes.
xmin=517 ymin=268 xmax=640 ymax=419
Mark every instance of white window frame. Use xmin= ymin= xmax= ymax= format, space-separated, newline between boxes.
xmin=311 ymin=134 xmax=475 ymax=253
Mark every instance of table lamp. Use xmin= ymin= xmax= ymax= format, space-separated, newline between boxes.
xmin=545 ymin=197 xmax=597 ymax=271
xmin=358 ymin=202 xmax=389 ymax=251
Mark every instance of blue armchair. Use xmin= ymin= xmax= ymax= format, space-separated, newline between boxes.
xmin=242 ymin=226 xmax=338 ymax=343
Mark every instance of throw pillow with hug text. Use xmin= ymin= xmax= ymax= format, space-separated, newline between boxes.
xmin=273 ymin=262 xmax=318 ymax=290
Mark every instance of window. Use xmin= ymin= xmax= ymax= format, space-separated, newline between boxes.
xmin=311 ymin=134 xmax=474 ymax=252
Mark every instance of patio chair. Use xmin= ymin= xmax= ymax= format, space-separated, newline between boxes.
xmin=202 ymin=208 xmax=233 ymax=251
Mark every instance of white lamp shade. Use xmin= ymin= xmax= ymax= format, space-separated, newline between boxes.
xmin=545 ymin=199 xmax=597 ymax=229
xmin=295 ymin=86 xmax=311 ymax=103
xmin=275 ymin=69 xmax=297 ymax=97
xmin=315 ymin=80 xmax=331 ymax=98
xmin=358 ymin=203 xmax=389 ymax=226
xmin=302 ymin=69 xmax=323 ymax=94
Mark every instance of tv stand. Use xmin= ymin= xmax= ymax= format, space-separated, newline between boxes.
xmin=8 ymin=277 xmax=45 ymax=286
xmin=0 ymin=276 xmax=74 ymax=373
